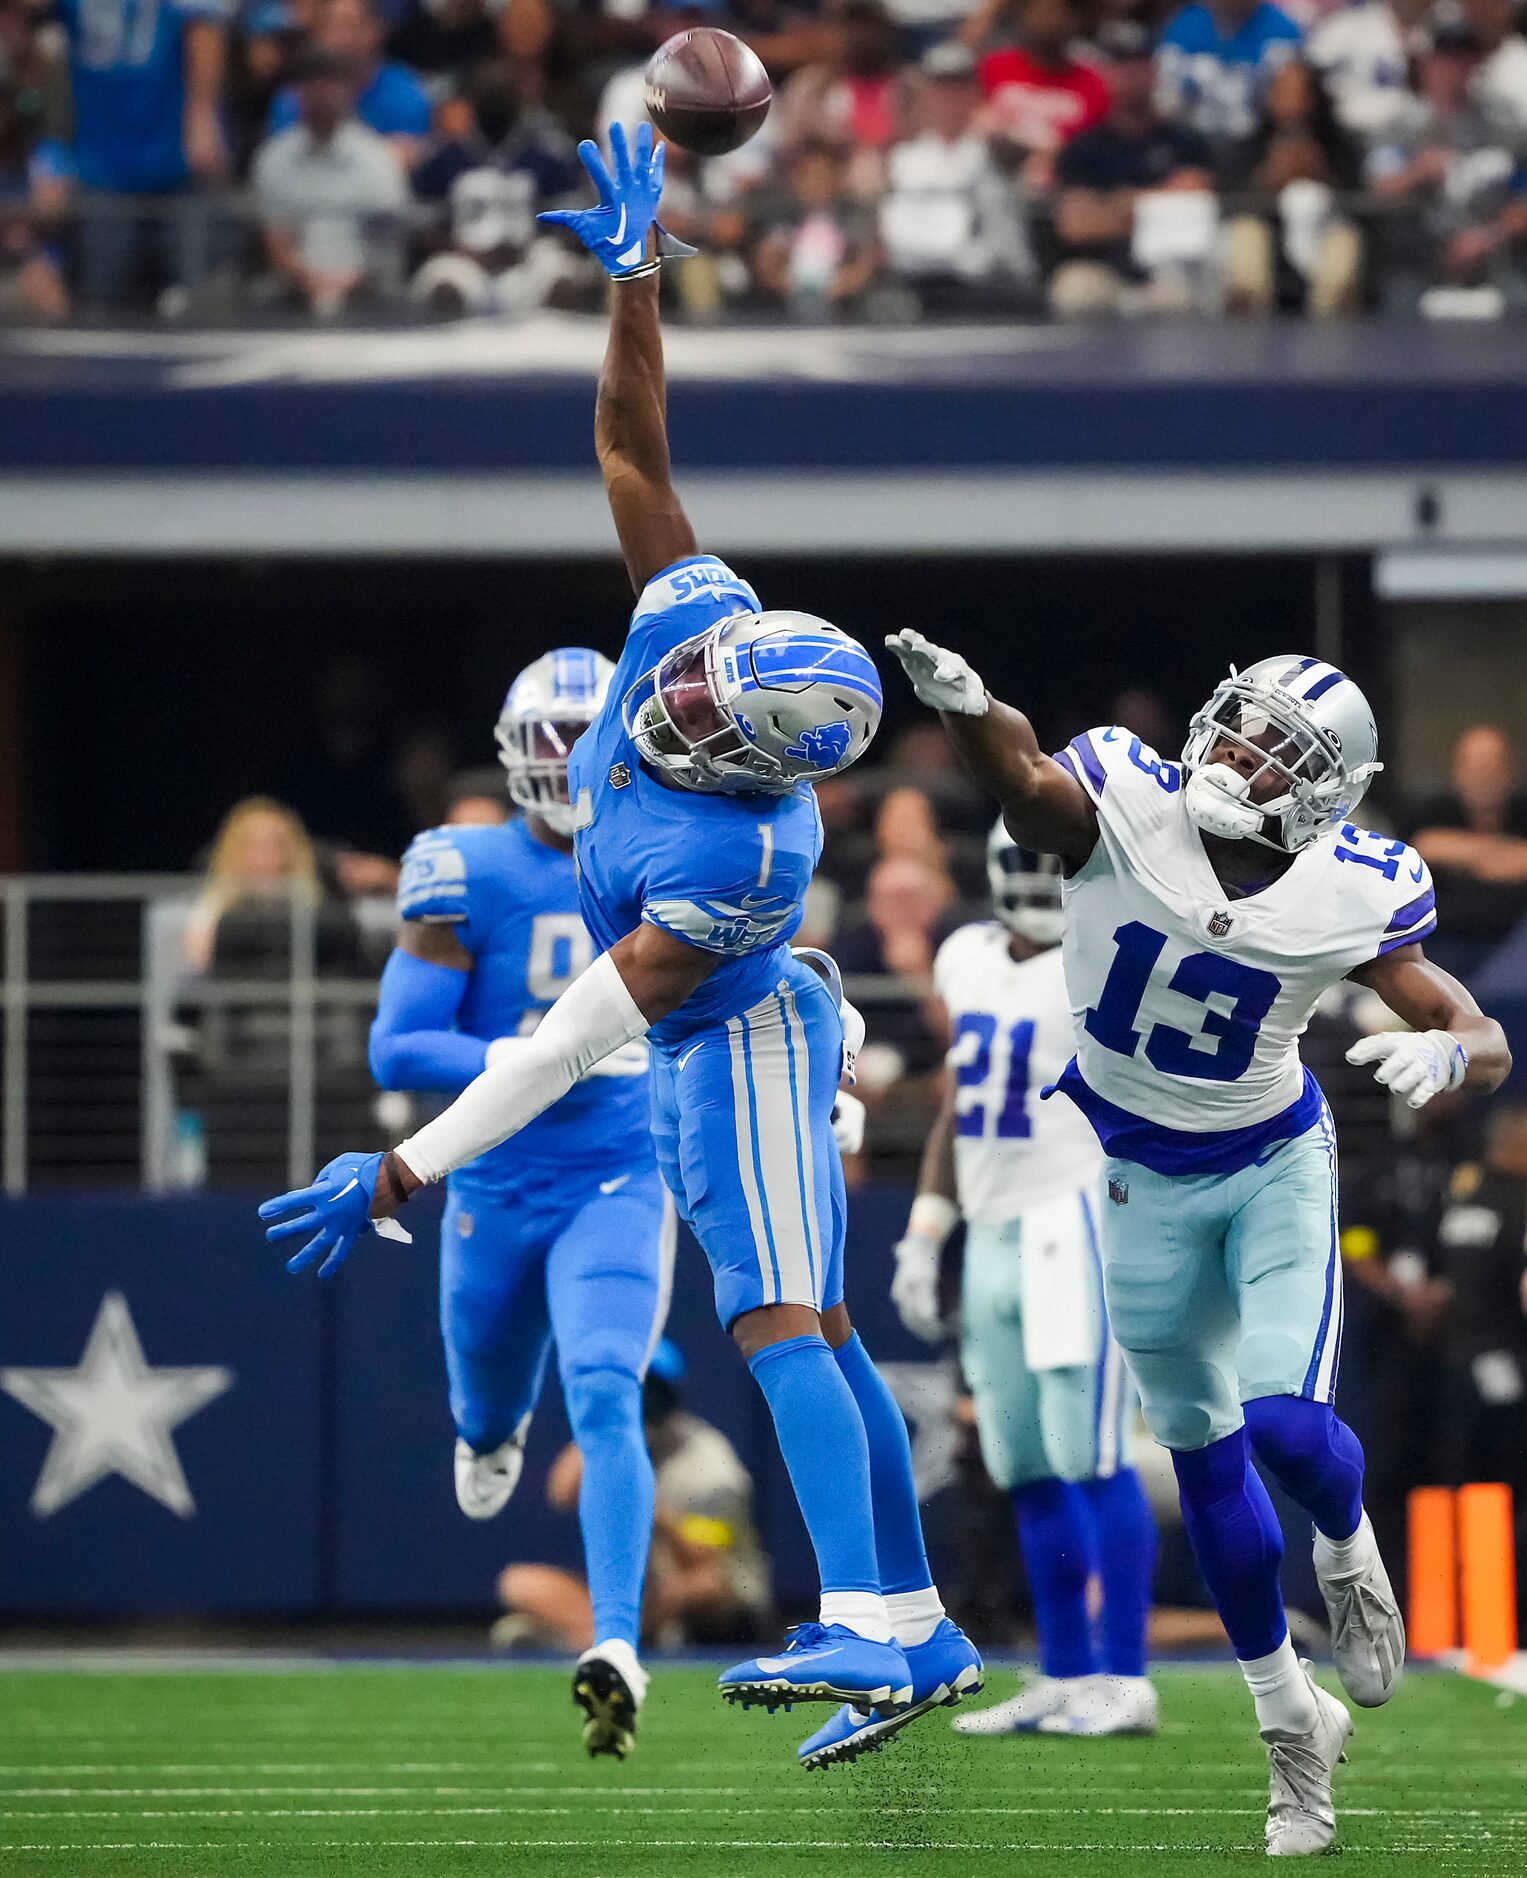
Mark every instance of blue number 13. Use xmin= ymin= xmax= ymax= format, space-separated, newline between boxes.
xmin=1084 ymin=920 xmax=1280 ymax=1083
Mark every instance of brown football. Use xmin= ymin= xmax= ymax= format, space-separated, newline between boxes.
xmin=643 ymin=27 xmax=772 ymax=158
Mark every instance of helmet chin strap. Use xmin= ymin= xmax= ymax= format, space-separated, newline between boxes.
xmin=1185 ymin=762 xmax=1273 ymax=845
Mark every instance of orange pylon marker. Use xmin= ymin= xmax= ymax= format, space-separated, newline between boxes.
xmin=1459 ymin=1482 xmax=1517 ymax=1674
xmin=1407 ymin=1486 xmax=1459 ymax=1658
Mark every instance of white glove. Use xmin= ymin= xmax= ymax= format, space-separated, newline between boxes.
xmin=1346 ymin=1029 xmax=1467 ymax=1110
xmin=884 ymin=630 xmax=988 ymax=717
xmin=830 ymin=1090 xmax=866 ymax=1156
xmin=891 ymin=1233 xmax=945 ymax=1343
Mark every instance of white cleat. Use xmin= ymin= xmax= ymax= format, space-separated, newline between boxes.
xmin=573 ymin=1638 xmax=649 ymax=1759
xmin=454 ymin=1420 xmax=528 ymax=1520
xmin=952 ymin=1674 xmax=1082 ymax=1735
xmin=1263 ymin=1662 xmax=1353 ymax=1857
xmin=1038 ymin=1674 xmax=1160 ymax=1737
xmin=1313 ymin=1512 xmax=1405 ymax=1708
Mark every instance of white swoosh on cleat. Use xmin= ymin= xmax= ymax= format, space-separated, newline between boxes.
xmin=754 ymin=1650 xmax=844 ymax=1674
xmin=599 ymin=1175 xmax=631 ymax=1195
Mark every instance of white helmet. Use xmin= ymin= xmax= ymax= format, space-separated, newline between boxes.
xmin=1183 ymin=655 xmax=1383 ymax=853
xmin=623 ymin=611 xmax=882 ymax=795
xmin=987 ymin=818 xmax=1065 ymax=945
xmin=495 ymin=646 xmax=614 ymax=835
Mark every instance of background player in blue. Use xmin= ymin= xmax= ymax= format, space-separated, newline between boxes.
xmin=261 ymin=121 xmax=981 ymax=1766
xmin=366 ymin=646 xmax=672 ymax=1761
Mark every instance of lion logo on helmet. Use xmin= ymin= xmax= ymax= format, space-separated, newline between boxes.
xmin=784 ymin=720 xmax=852 ymax=770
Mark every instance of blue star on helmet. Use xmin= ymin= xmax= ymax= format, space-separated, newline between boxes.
xmin=784 ymin=721 xmax=852 ymax=769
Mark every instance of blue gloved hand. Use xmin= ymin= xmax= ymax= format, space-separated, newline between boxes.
xmin=258 ymin=1150 xmax=411 ymax=1278
xmin=538 ymin=121 xmax=692 ymax=278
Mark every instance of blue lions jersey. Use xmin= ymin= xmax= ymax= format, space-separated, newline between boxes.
xmin=568 ymin=556 xmax=825 ymax=1050
xmin=397 ymin=816 xmax=651 ymax=1197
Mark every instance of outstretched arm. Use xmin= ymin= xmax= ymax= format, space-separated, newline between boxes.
xmin=885 ymin=630 xmax=1098 ymax=867
xmin=1347 ymin=944 xmax=1511 ymax=1106
xmin=538 ymin=123 xmax=698 ymax=592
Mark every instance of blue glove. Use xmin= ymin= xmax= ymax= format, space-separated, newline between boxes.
xmin=538 ymin=121 xmax=692 ymax=278
xmin=258 ymin=1150 xmax=411 ymax=1278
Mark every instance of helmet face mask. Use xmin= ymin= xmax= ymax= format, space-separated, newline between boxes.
xmin=1183 ymin=657 xmax=1382 ymax=854
xmin=987 ymin=820 xmax=1064 ymax=945
xmin=624 ymin=611 xmax=882 ymax=796
xmin=496 ymin=648 xmax=614 ymax=834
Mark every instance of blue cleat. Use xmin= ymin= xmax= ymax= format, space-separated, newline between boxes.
xmin=719 ymin=1623 xmax=912 ymax=1714
xmin=797 ymin=1618 xmax=984 ymax=1770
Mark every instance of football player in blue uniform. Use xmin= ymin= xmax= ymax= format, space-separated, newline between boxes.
xmin=261 ymin=121 xmax=981 ymax=1764
xmin=364 ymin=647 xmax=671 ymax=1759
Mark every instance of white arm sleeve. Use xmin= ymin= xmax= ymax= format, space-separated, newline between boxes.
xmin=395 ymin=952 xmax=649 ymax=1182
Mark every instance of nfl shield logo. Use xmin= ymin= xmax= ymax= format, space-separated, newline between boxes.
xmin=609 ymin=763 xmax=632 ymax=789
xmin=1108 ymin=1177 xmax=1129 ymax=1207
xmin=1208 ymin=909 xmax=1233 ymax=938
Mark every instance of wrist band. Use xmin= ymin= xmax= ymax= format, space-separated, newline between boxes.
xmin=908 ymin=1193 xmax=959 ymax=1246
xmin=614 ymin=258 xmax=661 ymax=281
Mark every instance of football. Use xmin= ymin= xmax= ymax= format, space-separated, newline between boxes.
xmin=643 ymin=27 xmax=772 ymax=158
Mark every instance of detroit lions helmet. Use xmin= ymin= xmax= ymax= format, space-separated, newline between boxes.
xmin=987 ymin=819 xmax=1065 ymax=945
xmin=495 ymin=646 xmax=615 ymax=835
xmin=1182 ymin=655 xmax=1383 ymax=853
xmin=623 ymin=611 xmax=882 ymax=795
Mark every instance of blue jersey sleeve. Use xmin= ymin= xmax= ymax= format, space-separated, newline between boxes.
xmin=397 ymin=827 xmax=494 ymax=949
xmin=624 ymin=555 xmax=761 ymax=667
xmin=641 ymin=820 xmax=812 ymax=957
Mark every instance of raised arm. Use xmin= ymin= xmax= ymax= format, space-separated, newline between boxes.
xmin=885 ymin=630 xmax=1098 ymax=868
xmin=1347 ymin=944 xmax=1511 ymax=1105
xmin=539 ymin=124 xmax=698 ymax=592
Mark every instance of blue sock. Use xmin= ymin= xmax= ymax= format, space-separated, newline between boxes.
xmin=832 ymin=1332 xmax=934 ymax=1595
xmin=562 ymin=1358 xmax=652 ymax=1648
xmin=1013 ymin=1478 xmax=1099 ymax=1680
xmin=1081 ymin=1469 xmax=1156 ymax=1678
xmin=1243 ymin=1395 xmax=1365 ymax=1542
xmin=749 ymin=1334 xmax=881 ymax=1593
xmin=1172 ymin=1428 xmax=1287 ymax=1661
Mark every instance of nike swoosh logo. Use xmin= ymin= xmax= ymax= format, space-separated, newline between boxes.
xmin=1410 ymin=861 xmax=1425 ymax=882
xmin=599 ymin=1175 xmax=631 ymax=1195
xmin=612 ymin=203 xmax=627 ymax=246
xmin=676 ymin=1042 xmax=704 ymax=1074
xmin=335 ymin=1178 xmax=359 ymax=1201
xmin=755 ymin=1649 xmax=847 ymax=1673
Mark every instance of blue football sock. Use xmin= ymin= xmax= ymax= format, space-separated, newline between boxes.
xmin=562 ymin=1357 xmax=652 ymax=1648
xmin=832 ymin=1332 xmax=934 ymax=1595
xmin=1082 ymin=1468 xmax=1156 ymax=1678
xmin=749 ymin=1334 xmax=881 ymax=1593
xmin=1172 ymin=1428 xmax=1287 ymax=1661
xmin=1013 ymin=1478 xmax=1099 ymax=1680
xmin=1243 ymin=1395 xmax=1365 ymax=1542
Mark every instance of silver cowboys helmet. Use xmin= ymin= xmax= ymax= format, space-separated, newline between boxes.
xmin=495 ymin=646 xmax=615 ymax=835
xmin=987 ymin=818 xmax=1065 ymax=945
xmin=1182 ymin=655 xmax=1382 ymax=853
xmin=623 ymin=611 xmax=882 ymax=795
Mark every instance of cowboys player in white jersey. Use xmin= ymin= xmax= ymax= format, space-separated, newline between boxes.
xmin=887 ymin=633 xmax=1510 ymax=1857
xmin=892 ymin=823 xmax=1159 ymax=1740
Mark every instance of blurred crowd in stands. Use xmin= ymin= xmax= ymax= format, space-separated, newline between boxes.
xmin=4 ymin=0 xmax=1527 ymax=321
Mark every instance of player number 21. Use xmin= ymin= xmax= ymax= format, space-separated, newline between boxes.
xmin=952 ymin=1014 xmax=1035 ymax=1139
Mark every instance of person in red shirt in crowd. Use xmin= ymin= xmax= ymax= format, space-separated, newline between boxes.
xmin=976 ymin=0 xmax=1110 ymax=184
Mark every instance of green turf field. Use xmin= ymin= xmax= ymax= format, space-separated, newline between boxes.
xmin=0 ymin=1662 xmax=1522 ymax=1877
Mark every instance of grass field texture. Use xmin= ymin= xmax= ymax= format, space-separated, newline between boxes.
xmin=0 ymin=1662 xmax=1522 ymax=1877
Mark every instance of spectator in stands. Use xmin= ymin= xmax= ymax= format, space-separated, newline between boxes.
xmin=751 ymin=140 xmax=884 ymax=313
xmin=410 ymin=159 xmax=577 ymax=316
xmin=269 ymin=0 xmax=431 ymax=171
xmin=879 ymin=40 xmax=1033 ymax=314
xmin=1218 ymin=58 xmax=1365 ymax=314
xmin=0 ymin=0 xmax=72 ymax=141
xmin=0 ymin=75 xmax=70 ymax=320
xmin=774 ymin=0 xmax=913 ymax=200
xmin=390 ymin=0 xmax=500 ymax=89
xmin=494 ymin=1341 xmax=770 ymax=1651
xmin=56 ymin=0 xmax=229 ymax=310
xmin=443 ymin=767 xmax=509 ymax=825
xmin=1156 ymin=0 xmax=1304 ymax=150
xmin=1463 ymin=0 xmax=1527 ymax=142
xmin=875 ymin=783 xmax=951 ymax=872
xmin=253 ymin=48 xmax=406 ymax=317
xmin=835 ymin=851 xmax=956 ymax=1090
xmin=1049 ymin=19 xmax=1214 ymax=317
xmin=411 ymin=60 xmax=581 ymax=204
xmin=1405 ymin=724 xmax=1527 ymax=979
xmin=976 ymin=0 xmax=1111 ymax=184
xmin=1306 ymin=0 xmax=1419 ymax=142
